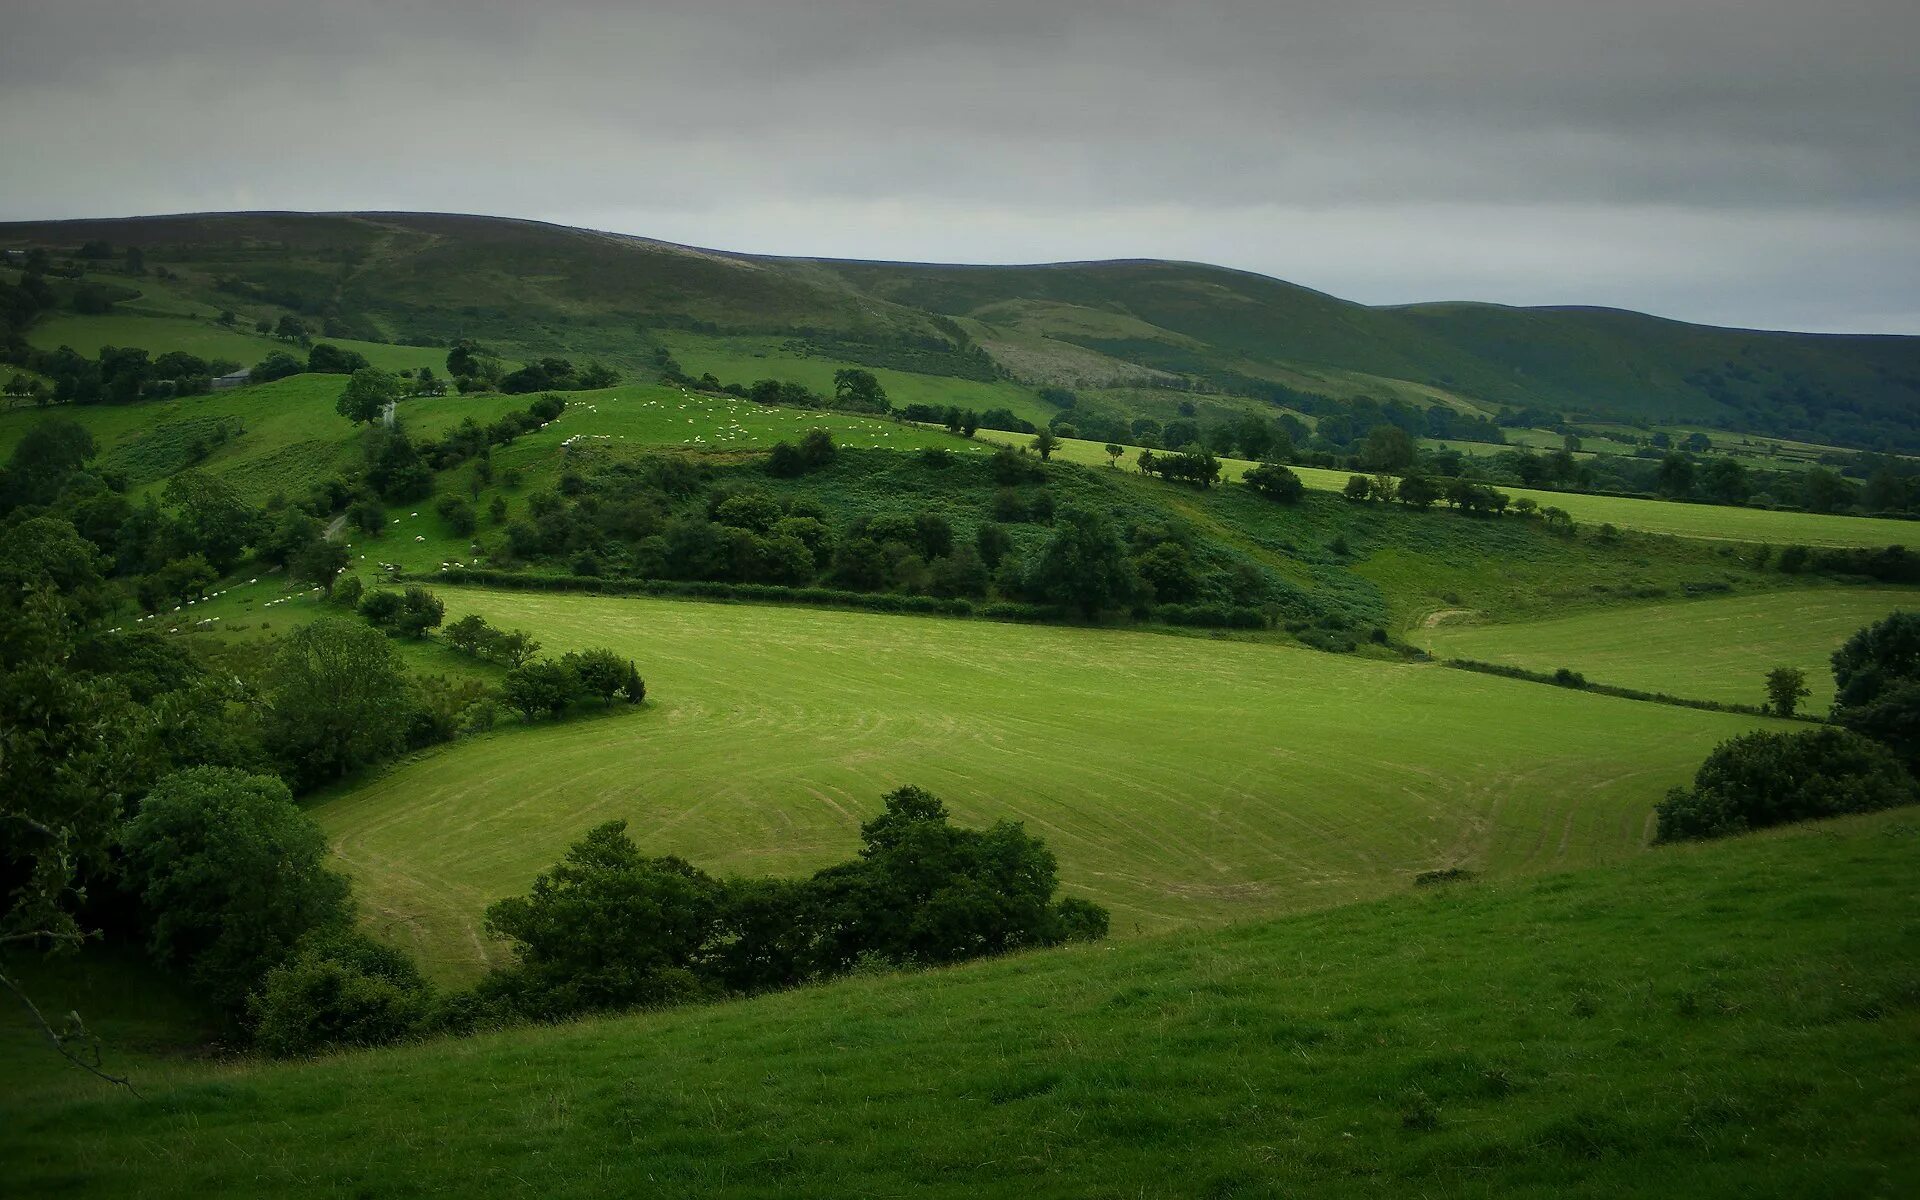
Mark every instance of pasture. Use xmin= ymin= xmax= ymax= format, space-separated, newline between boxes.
xmin=309 ymin=587 xmax=1782 ymax=982
xmin=23 ymin=311 xmax=451 ymax=376
xmin=970 ymin=428 xmax=1920 ymax=548
xmin=7 ymin=811 xmax=1916 ymax=1197
xmin=658 ymin=331 xmax=1060 ymax=426
xmin=1418 ymin=587 xmax=1915 ymax=711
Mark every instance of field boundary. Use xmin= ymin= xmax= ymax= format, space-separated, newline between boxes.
xmin=1442 ymin=657 xmax=1819 ymax=721
xmin=427 ymin=567 xmax=1274 ymax=630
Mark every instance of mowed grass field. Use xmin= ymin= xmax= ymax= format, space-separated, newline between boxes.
xmin=1418 ymin=587 xmax=1916 ymax=711
xmin=972 ymin=429 xmax=1920 ymax=548
xmin=6 ymin=811 xmax=1916 ymax=1197
xmin=311 ymin=587 xmax=1785 ymax=982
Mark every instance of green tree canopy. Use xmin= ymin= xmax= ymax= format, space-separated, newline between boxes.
xmin=336 ymin=367 xmax=402 ymax=425
xmin=119 ymin=767 xmax=352 ymax=1010
xmin=262 ymin=618 xmax=410 ymax=787
xmin=1026 ymin=506 xmax=1139 ymax=619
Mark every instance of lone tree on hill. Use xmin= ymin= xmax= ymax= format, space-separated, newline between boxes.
xmin=832 ymin=368 xmax=887 ymax=411
xmin=1764 ymin=666 xmax=1810 ymax=718
xmin=1031 ymin=429 xmax=1059 ymax=461
xmin=336 ymin=367 xmax=402 ymax=425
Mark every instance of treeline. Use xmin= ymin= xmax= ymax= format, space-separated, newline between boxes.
xmin=0 ymin=508 xmax=678 ymax=1063
xmin=488 ymin=435 xmax=1284 ymax=622
xmin=5 ymin=344 xmax=244 ymax=405
xmin=256 ymin=787 xmax=1107 ymax=1055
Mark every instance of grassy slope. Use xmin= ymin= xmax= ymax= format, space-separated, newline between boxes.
xmin=970 ymin=428 xmax=1920 ymax=549
xmin=5 ymin=811 xmax=1915 ymax=1197
xmin=1393 ymin=302 xmax=1920 ymax=425
xmin=1417 ymin=588 xmax=1917 ymax=710
xmin=0 ymin=376 xmax=979 ymax=513
xmin=659 ymin=331 xmax=1059 ymax=426
xmin=301 ymin=587 xmax=1787 ymax=981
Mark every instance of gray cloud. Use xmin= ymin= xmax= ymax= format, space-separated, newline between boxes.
xmin=3 ymin=0 xmax=1917 ymax=331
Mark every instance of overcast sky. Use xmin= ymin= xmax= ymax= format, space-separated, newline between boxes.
xmin=4 ymin=0 xmax=1917 ymax=333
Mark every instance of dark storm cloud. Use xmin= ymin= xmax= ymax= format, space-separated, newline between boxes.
xmin=3 ymin=0 xmax=1917 ymax=331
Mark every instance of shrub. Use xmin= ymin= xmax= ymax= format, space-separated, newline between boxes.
xmin=1654 ymin=728 xmax=1918 ymax=842
xmin=436 ymin=495 xmax=477 ymax=536
xmin=248 ymin=930 xmax=431 ymax=1057
xmin=119 ymin=767 xmax=352 ymax=1011
xmin=1244 ymin=462 xmax=1306 ymax=502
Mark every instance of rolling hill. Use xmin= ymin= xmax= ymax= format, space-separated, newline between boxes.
xmin=6 ymin=809 xmax=1916 ymax=1197
xmin=5 ymin=211 xmax=1918 ymax=448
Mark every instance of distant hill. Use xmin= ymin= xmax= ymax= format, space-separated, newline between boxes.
xmin=4 ymin=211 xmax=1917 ymax=448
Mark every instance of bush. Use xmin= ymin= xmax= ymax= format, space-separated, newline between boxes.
xmin=1244 ymin=462 xmax=1306 ymax=502
xmin=1654 ymin=728 xmax=1918 ymax=842
xmin=119 ymin=767 xmax=352 ymax=1011
xmin=248 ymin=930 xmax=431 ymax=1057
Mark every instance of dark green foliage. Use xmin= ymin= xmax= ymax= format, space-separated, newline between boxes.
xmin=832 ymin=368 xmax=887 ymax=411
xmin=161 ymin=470 xmax=262 ymax=572
xmin=336 ymin=367 xmax=400 ymax=425
xmin=291 ymin=538 xmax=350 ymax=593
xmin=119 ymin=767 xmax=352 ymax=1011
xmin=248 ymin=930 xmax=432 ymax=1058
xmin=760 ymin=426 xmax=837 ymax=478
xmin=0 ymin=418 xmax=95 ymax=511
xmin=1025 ymin=506 xmax=1139 ymax=618
xmin=1765 ymin=666 xmax=1810 ymax=718
xmin=1655 ymin=728 xmax=1917 ymax=842
xmin=0 ymin=584 xmax=146 ymax=949
xmin=810 ymin=785 xmax=1104 ymax=971
xmin=1396 ymin=473 xmax=1440 ymax=509
xmin=1243 ymin=461 xmax=1305 ymax=502
xmin=249 ymin=350 xmax=305 ymax=383
xmin=1830 ymin=611 xmax=1920 ymax=768
xmin=502 ymin=659 xmax=577 ymax=720
xmin=479 ymin=787 xmax=1106 ymax=1019
xmin=262 ymin=618 xmax=411 ymax=787
xmin=307 ymin=343 xmax=372 ymax=375
xmin=483 ymin=821 xmax=724 ymax=1018
xmin=435 ymin=494 xmax=477 ymax=535
xmin=562 ymin=647 xmax=632 ymax=705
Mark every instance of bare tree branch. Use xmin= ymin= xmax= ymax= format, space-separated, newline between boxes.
xmin=0 ymin=957 xmax=141 ymax=1097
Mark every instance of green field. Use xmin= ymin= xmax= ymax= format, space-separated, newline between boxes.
xmin=24 ymin=311 xmax=452 ymax=376
xmin=1417 ymin=587 xmax=1916 ymax=711
xmin=6 ymin=810 xmax=1915 ymax=1197
xmin=297 ymin=587 xmax=1785 ymax=982
xmin=970 ymin=429 xmax=1920 ymax=549
xmin=0 ymin=376 xmax=981 ymax=516
xmin=660 ymin=332 xmax=1060 ymax=426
